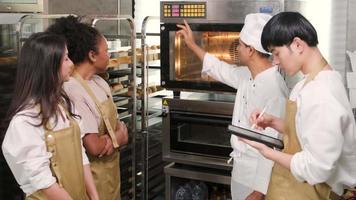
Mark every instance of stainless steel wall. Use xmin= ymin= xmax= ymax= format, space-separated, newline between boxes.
xmin=347 ymin=0 xmax=356 ymax=52
xmin=43 ymin=0 xmax=119 ymax=34
xmin=285 ymin=0 xmax=349 ymax=79
xmin=346 ymin=0 xmax=356 ymax=72
xmin=43 ymin=0 xmax=118 ymax=15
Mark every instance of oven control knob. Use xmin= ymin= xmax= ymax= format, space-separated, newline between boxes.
xmin=161 ymin=111 xmax=167 ymax=117
xmin=161 ymin=105 xmax=169 ymax=117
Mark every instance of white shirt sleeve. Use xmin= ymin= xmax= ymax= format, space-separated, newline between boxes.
xmin=290 ymin=89 xmax=346 ymax=184
xmin=2 ymin=116 xmax=56 ymax=195
xmin=202 ymin=53 xmax=251 ymax=89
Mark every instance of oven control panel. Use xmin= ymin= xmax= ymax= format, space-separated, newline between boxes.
xmin=160 ymin=0 xmax=284 ymax=24
xmin=161 ymin=1 xmax=207 ymax=18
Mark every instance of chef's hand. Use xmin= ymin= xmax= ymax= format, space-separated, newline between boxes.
xmin=240 ymin=138 xmax=271 ymax=158
xmin=250 ymin=110 xmax=274 ymax=130
xmin=116 ymin=121 xmax=128 ymax=146
xmin=245 ymin=191 xmax=264 ymax=200
xmin=176 ymin=20 xmax=196 ymax=49
xmin=176 ymin=20 xmax=206 ymax=61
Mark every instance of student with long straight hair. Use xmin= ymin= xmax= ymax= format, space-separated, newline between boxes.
xmin=246 ymin=12 xmax=356 ymax=200
xmin=2 ymin=32 xmax=98 ymax=200
xmin=47 ymin=16 xmax=128 ymax=200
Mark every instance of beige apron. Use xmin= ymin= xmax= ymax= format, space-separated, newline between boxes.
xmin=73 ymin=72 xmax=121 ymax=200
xmin=27 ymin=107 xmax=88 ymax=200
xmin=266 ymin=65 xmax=334 ymax=200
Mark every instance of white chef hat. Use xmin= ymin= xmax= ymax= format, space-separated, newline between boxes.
xmin=240 ymin=13 xmax=272 ymax=54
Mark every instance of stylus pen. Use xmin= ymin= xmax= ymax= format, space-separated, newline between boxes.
xmin=251 ymin=105 xmax=268 ymax=129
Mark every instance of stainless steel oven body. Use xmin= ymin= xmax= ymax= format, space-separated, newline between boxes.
xmin=160 ymin=0 xmax=284 ymax=93
xmin=162 ymin=94 xmax=235 ymax=169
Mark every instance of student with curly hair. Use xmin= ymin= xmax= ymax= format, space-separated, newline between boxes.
xmin=47 ymin=16 xmax=128 ymax=200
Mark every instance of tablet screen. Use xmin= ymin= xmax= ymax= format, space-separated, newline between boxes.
xmin=227 ymin=124 xmax=284 ymax=150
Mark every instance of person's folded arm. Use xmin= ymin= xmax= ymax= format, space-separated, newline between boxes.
xmin=115 ymin=121 xmax=128 ymax=146
xmin=83 ymin=133 xmax=107 ymax=156
xmin=70 ymin=94 xmax=108 ymax=157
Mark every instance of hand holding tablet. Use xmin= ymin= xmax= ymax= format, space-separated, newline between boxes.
xmin=227 ymin=124 xmax=284 ymax=150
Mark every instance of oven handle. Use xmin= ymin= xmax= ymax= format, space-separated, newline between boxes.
xmin=170 ymin=110 xmax=232 ymax=119
xmin=170 ymin=112 xmax=231 ymax=125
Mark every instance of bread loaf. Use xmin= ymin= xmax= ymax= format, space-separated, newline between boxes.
xmin=110 ymin=83 xmax=124 ymax=92
xmin=98 ymin=72 xmax=109 ymax=80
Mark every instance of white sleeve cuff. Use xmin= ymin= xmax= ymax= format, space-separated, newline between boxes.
xmin=28 ymin=168 xmax=56 ymax=195
xmin=82 ymin=150 xmax=89 ymax=165
xmin=202 ymin=53 xmax=216 ymax=74
xmin=290 ymin=153 xmax=305 ymax=183
xmin=81 ymin=140 xmax=89 ymax=165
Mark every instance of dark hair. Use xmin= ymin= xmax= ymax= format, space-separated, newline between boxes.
xmin=46 ymin=15 xmax=101 ymax=65
xmin=261 ymin=12 xmax=318 ymax=51
xmin=6 ymin=32 xmax=74 ymax=128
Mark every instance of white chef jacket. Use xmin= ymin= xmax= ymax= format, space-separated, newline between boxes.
xmin=63 ymin=75 xmax=113 ymax=135
xmin=2 ymin=105 xmax=89 ymax=195
xmin=289 ymin=70 xmax=356 ymax=195
xmin=202 ymin=53 xmax=289 ymax=194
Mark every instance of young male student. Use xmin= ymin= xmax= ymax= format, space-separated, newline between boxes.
xmin=246 ymin=12 xmax=356 ymax=200
xmin=177 ymin=13 xmax=288 ymax=200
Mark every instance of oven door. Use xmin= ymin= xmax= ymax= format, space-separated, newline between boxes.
xmin=170 ymin=110 xmax=232 ymax=156
xmin=163 ymin=108 xmax=233 ymax=169
xmin=160 ymin=23 xmax=243 ymax=92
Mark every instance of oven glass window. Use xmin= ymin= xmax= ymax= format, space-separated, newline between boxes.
xmin=170 ymin=31 xmax=240 ymax=82
xmin=177 ymin=122 xmax=230 ymax=147
xmin=170 ymin=112 xmax=232 ymax=157
xmin=160 ymin=23 xmax=242 ymax=92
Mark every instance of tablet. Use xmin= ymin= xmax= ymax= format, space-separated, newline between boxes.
xmin=227 ymin=124 xmax=284 ymax=150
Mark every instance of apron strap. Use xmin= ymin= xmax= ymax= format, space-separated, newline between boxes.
xmin=72 ymin=72 xmax=119 ymax=148
xmin=44 ymin=104 xmax=72 ymax=187
xmin=302 ymin=57 xmax=328 ymax=88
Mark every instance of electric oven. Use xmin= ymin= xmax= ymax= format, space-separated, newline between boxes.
xmin=160 ymin=0 xmax=284 ymax=93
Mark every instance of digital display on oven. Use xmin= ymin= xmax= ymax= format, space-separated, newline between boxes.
xmin=162 ymin=2 xmax=206 ymax=18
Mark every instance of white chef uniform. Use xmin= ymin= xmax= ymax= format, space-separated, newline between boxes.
xmin=289 ymin=70 xmax=356 ymax=195
xmin=202 ymin=53 xmax=288 ymax=199
xmin=2 ymin=105 xmax=89 ymax=196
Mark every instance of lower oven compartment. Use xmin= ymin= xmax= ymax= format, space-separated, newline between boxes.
xmin=165 ymin=163 xmax=232 ymax=200
xmin=162 ymin=97 xmax=234 ymax=169
xmin=170 ymin=111 xmax=232 ymax=157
